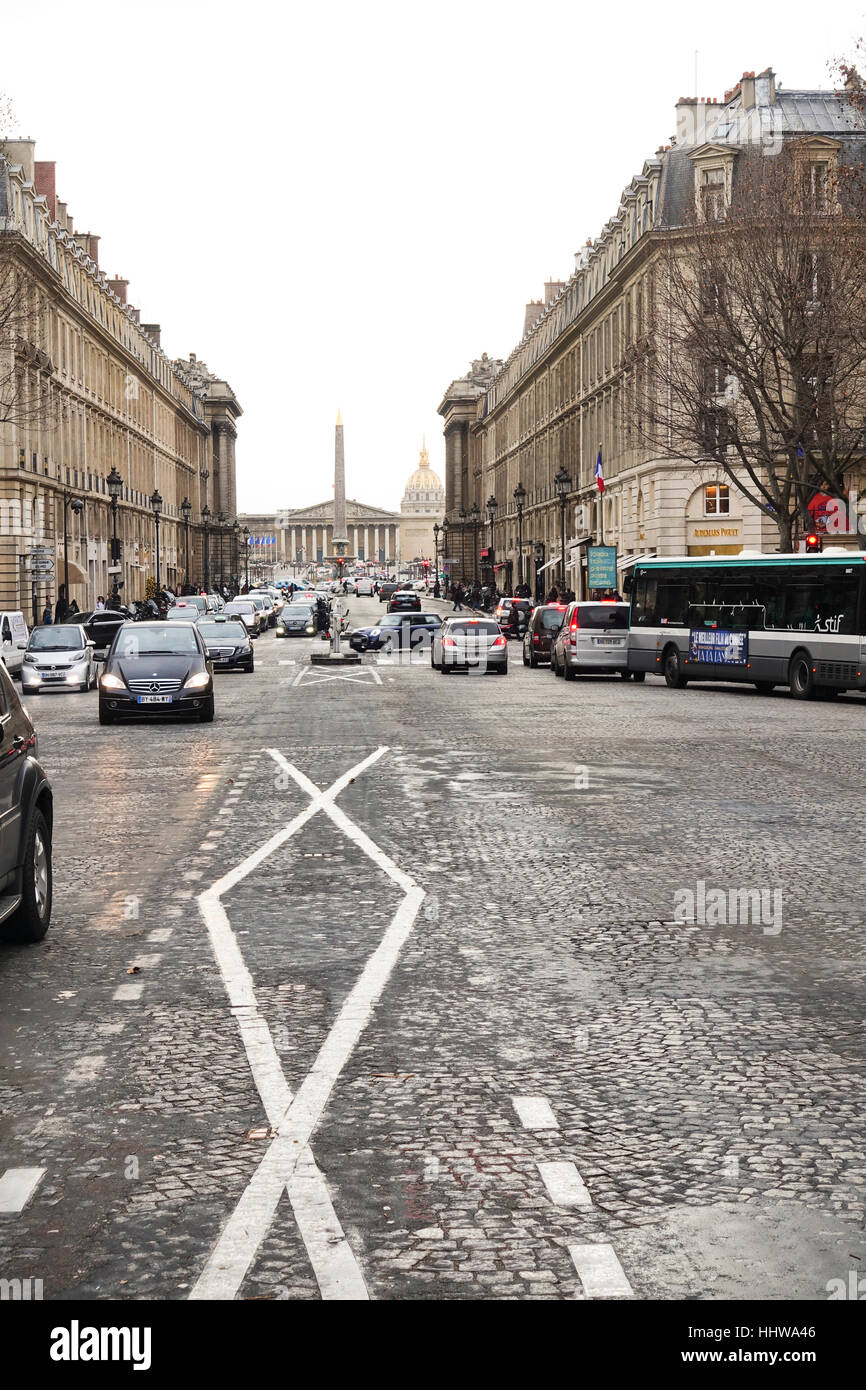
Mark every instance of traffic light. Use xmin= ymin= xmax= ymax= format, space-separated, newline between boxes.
xmin=804 ymin=532 xmax=823 ymax=553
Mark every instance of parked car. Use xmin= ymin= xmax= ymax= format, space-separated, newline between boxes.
xmin=0 ymin=610 xmax=29 ymax=678
xmin=431 ymin=617 xmax=508 ymax=674
xmin=21 ymin=624 xmax=97 ymax=693
xmin=197 ymin=617 xmax=254 ymax=673
xmin=387 ymin=590 xmax=422 ymax=613
xmin=98 ymin=621 xmax=214 ymax=723
xmin=222 ymin=601 xmax=262 ymax=637
xmin=350 ymin=612 xmax=442 ymax=653
xmin=276 ymin=604 xmax=317 ymax=637
xmin=0 ymin=659 xmax=53 ymax=941
xmin=522 ymin=603 xmax=567 ymax=667
xmin=550 ymin=600 xmax=634 ymax=680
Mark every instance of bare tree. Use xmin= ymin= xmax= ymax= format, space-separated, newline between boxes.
xmin=629 ymin=139 xmax=866 ymax=550
xmin=0 ymin=99 xmax=56 ymax=430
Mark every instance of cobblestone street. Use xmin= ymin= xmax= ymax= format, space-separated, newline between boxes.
xmin=1 ymin=595 xmax=864 ymax=1302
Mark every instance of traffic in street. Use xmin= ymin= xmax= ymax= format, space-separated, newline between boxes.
xmin=1 ymin=582 xmax=863 ymax=1303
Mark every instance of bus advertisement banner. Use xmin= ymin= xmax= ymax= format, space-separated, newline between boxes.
xmin=689 ymin=628 xmax=748 ymax=665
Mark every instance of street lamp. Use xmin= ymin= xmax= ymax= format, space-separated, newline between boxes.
xmin=458 ymin=507 xmax=468 ymax=584
xmin=150 ymin=488 xmax=163 ymax=593
xmin=181 ymin=496 xmax=192 ymax=590
xmin=486 ymin=495 xmax=497 ymax=587
xmin=469 ymin=503 xmax=480 ymax=585
xmin=554 ymin=467 xmax=571 ymax=592
xmin=242 ymin=525 xmax=250 ymax=589
xmin=232 ymin=520 xmax=240 ymax=593
xmin=61 ymin=491 xmax=84 ymax=614
xmin=433 ymin=521 xmax=440 ymax=588
xmin=202 ymin=504 xmax=211 ymax=592
xmin=217 ymin=511 xmax=225 ymax=588
xmin=513 ymin=482 xmax=526 ymax=591
xmin=107 ymin=466 xmax=123 ymax=599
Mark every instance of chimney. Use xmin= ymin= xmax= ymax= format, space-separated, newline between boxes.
xmin=71 ymin=232 xmax=99 ymax=264
xmin=755 ymin=66 xmax=776 ymax=106
xmin=523 ymin=300 xmax=544 ymax=336
xmin=107 ymin=277 xmax=128 ymax=303
xmin=143 ymin=323 xmax=161 ymax=347
xmin=544 ymin=279 xmax=565 ymax=305
xmin=34 ymin=161 xmax=56 ymax=219
xmin=741 ymin=71 xmax=756 ymax=109
xmin=55 ymin=199 xmax=67 ymax=228
xmin=129 ymin=307 xmax=140 ymax=324
xmin=2 ymin=139 xmax=36 ymax=181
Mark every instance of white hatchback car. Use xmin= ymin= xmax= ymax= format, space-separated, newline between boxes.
xmin=550 ymin=600 xmax=634 ymax=679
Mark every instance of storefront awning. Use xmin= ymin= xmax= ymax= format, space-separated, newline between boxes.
xmin=617 ymin=551 xmax=657 ymax=571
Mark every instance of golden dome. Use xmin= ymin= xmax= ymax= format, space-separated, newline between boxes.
xmin=404 ymin=442 xmax=443 ymax=497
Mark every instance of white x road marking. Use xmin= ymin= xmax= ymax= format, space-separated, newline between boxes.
xmin=191 ymin=746 xmax=423 ymax=1301
xmin=289 ymin=665 xmax=382 ymax=687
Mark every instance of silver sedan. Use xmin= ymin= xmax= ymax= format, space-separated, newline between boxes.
xmin=431 ymin=617 xmax=508 ymax=674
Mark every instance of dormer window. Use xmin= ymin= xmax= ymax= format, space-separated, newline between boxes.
xmin=701 ymin=168 xmax=726 ymax=220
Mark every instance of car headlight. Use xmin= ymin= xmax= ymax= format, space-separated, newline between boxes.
xmin=23 ymin=653 xmax=38 ymax=664
xmin=305 ymin=624 xmax=315 ymax=633
xmin=184 ymin=671 xmax=211 ymax=690
xmin=100 ymin=673 xmax=125 ymax=690
xmin=369 ymin=629 xmax=380 ymax=637
xmin=276 ymin=624 xmax=285 ymax=633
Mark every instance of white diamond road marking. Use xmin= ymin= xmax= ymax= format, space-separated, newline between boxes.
xmin=0 ymin=1166 xmax=46 ymax=1213
xmin=191 ymin=746 xmax=424 ymax=1302
xmin=569 ymin=1243 xmax=634 ymax=1297
xmin=64 ymin=1055 xmax=107 ymax=1086
xmin=147 ymin=928 xmax=173 ymax=943
xmin=512 ymin=1095 xmax=559 ymax=1130
xmin=537 ymin=1160 xmax=593 ymax=1208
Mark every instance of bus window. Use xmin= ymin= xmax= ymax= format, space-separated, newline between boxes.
xmin=778 ymin=567 xmax=859 ymax=633
xmin=632 ymin=573 xmax=657 ymax=625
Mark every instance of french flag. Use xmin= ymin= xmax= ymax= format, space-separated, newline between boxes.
xmin=595 ymin=446 xmax=605 ymax=493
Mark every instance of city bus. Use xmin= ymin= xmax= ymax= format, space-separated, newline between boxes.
xmin=625 ymin=551 xmax=866 ymax=699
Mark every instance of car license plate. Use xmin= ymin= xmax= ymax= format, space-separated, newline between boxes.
xmin=137 ymin=694 xmax=173 ymax=704
xmin=594 ymin=636 xmax=624 ymax=646
xmin=41 ymin=673 xmax=65 ymax=681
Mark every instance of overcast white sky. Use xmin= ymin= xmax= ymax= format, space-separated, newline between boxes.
xmin=4 ymin=1 xmax=864 ymax=513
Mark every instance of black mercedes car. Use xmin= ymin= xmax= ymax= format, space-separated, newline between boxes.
xmin=98 ymin=622 xmax=214 ymax=724
xmin=0 ymin=660 xmax=53 ymax=942
xmin=387 ymin=589 xmax=422 ymax=613
xmin=196 ymin=617 xmax=254 ymax=673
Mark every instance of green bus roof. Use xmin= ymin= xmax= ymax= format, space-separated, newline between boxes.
xmin=635 ymin=552 xmax=866 ymax=569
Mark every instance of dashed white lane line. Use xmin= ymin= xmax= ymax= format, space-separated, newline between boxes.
xmin=568 ymin=1243 xmax=634 ymax=1298
xmin=113 ymin=981 xmax=145 ymax=1001
xmin=512 ymin=1095 xmax=559 ymax=1130
xmin=537 ymin=1160 xmax=593 ymax=1208
xmin=64 ymin=1055 xmax=107 ymax=1086
xmin=192 ymin=746 xmax=423 ymax=1303
xmin=0 ymin=1166 xmax=46 ymax=1213
xmin=131 ymin=954 xmax=162 ymax=970
xmin=147 ymin=928 xmax=173 ymax=943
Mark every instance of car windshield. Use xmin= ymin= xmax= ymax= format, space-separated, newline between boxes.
xmin=115 ymin=627 xmax=200 ymax=656
xmin=225 ymin=604 xmax=254 ymax=615
xmin=29 ymin=625 xmax=84 ymax=650
xmin=286 ymin=606 xmax=314 ymax=616
xmin=449 ymin=621 xmax=500 ymax=636
xmin=577 ymin=604 xmax=629 ymax=629
xmin=166 ymin=608 xmax=198 ymax=620
xmin=199 ymin=622 xmax=247 ymax=641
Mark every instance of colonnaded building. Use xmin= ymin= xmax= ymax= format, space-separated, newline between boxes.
xmin=239 ymin=440 xmax=444 ymax=575
xmin=0 ymin=139 xmax=241 ymax=619
xmin=439 ymin=67 xmax=866 ymax=596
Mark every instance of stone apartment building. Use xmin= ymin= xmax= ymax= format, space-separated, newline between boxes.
xmin=440 ymin=68 xmax=866 ymax=595
xmin=0 ymin=140 xmax=240 ymax=619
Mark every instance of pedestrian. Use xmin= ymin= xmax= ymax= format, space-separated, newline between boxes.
xmin=69 ymin=599 xmax=80 ymax=615
xmin=55 ymin=584 xmax=71 ymax=624
xmin=96 ymin=595 xmax=106 ymax=611
xmin=41 ymin=602 xmax=53 ymax=625
xmin=433 ymin=578 xmax=441 ymax=599
xmin=546 ymin=585 xmax=559 ymax=604
xmin=452 ymin=582 xmax=464 ymax=612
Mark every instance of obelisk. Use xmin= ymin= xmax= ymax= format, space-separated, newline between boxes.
xmin=333 ymin=409 xmax=348 ymax=546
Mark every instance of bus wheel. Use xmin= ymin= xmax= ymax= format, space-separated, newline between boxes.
xmin=754 ymin=682 xmax=775 ymax=694
xmin=663 ymin=645 xmax=688 ymax=689
xmin=788 ymin=652 xmax=815 ymax=700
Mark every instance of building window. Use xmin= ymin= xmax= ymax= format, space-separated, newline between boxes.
xmin=700 ymin=409 xmax=730 ymax=459
xmin=700 ymin=167 xmax=726 ymax=220
xmin=704 ymin=483 xmax=730 ymax=515
xmin=804 ymin=161 xmax=829 ymax=212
